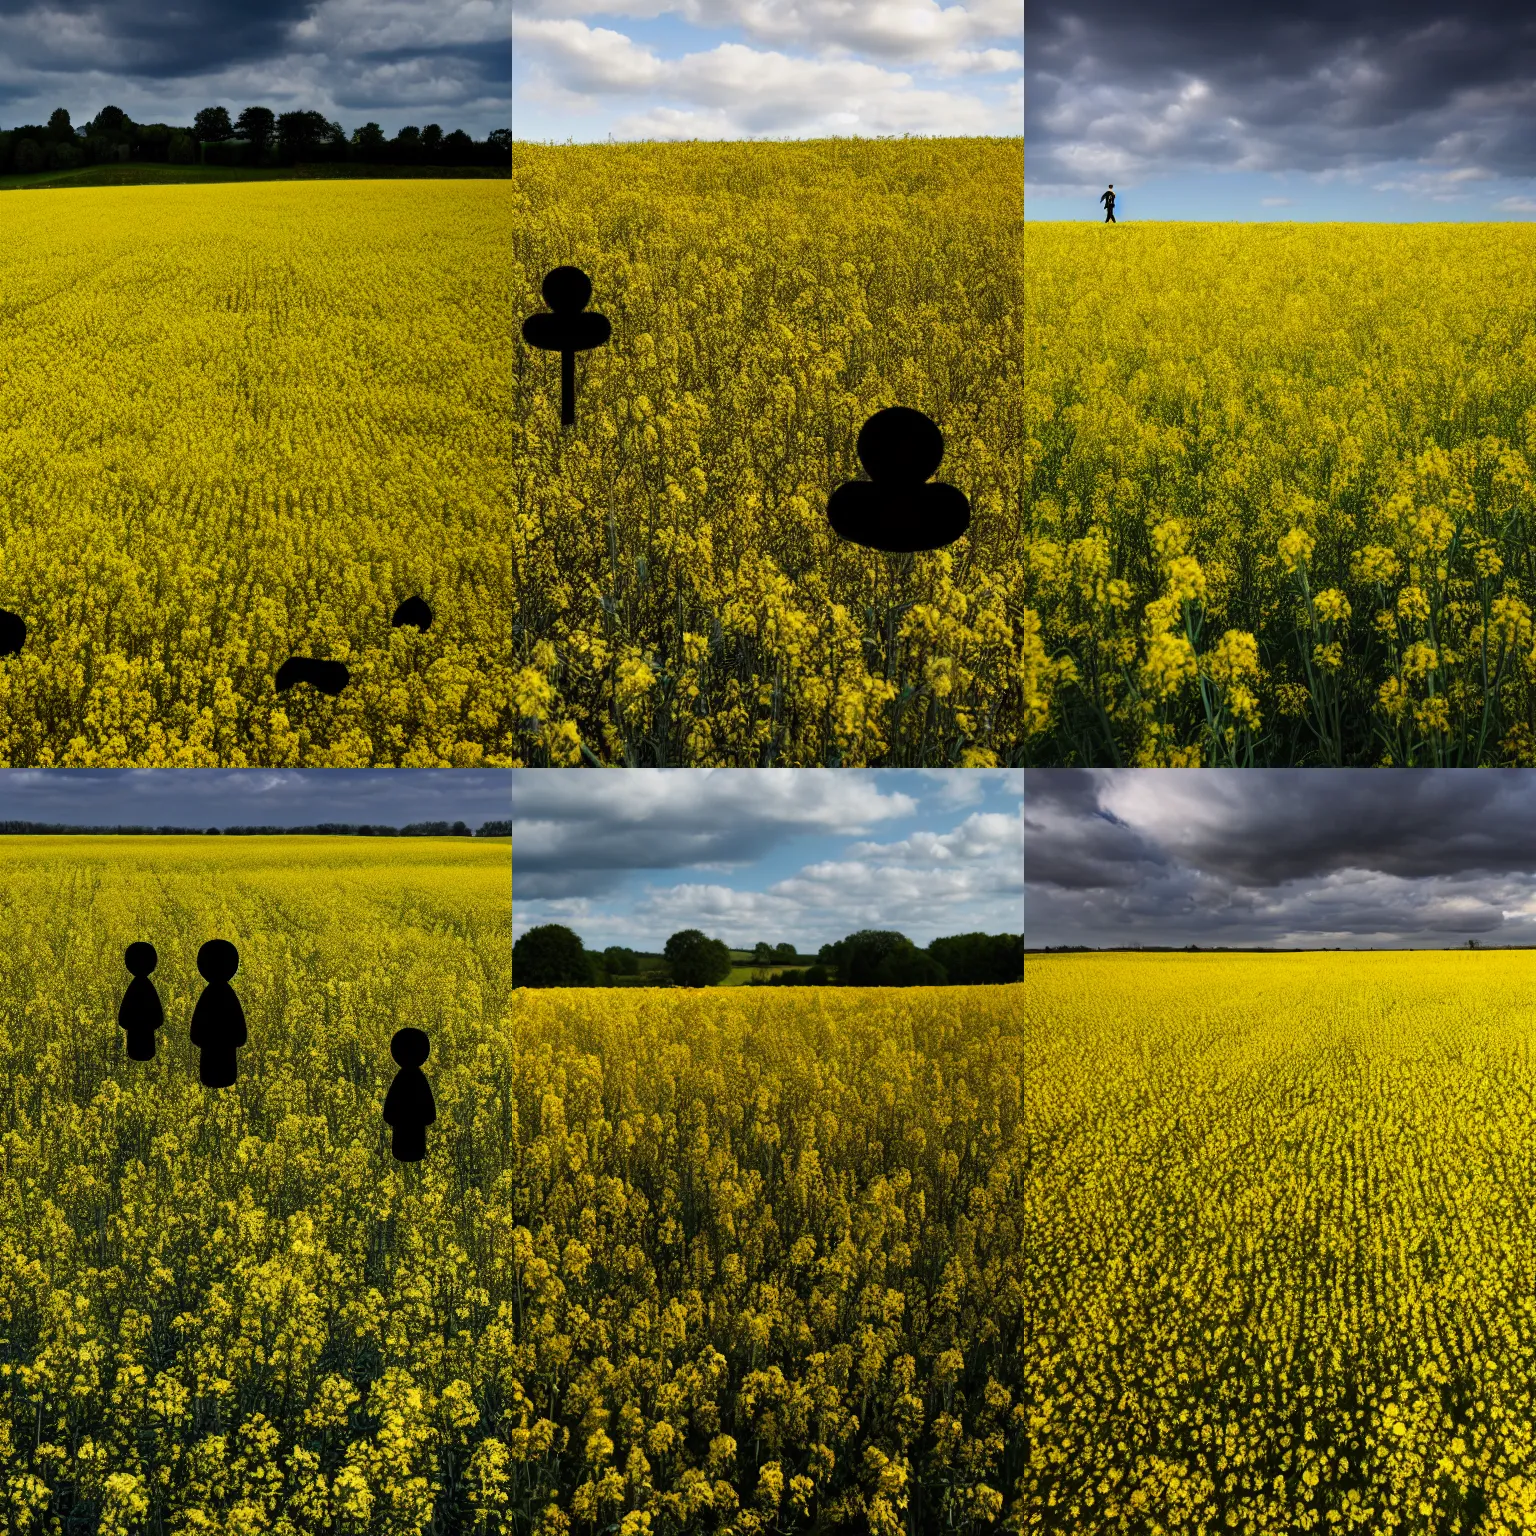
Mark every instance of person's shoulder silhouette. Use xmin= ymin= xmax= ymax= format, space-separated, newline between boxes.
xmin=826 ymin=406 xmax=970 ymax=553
xmin=383 ymin=1027 xmax=436 ymax=1162
xmin=190 ymin=939 xmax=246 ymax=1088
xmin=118 ymin=941 xmax=164 ymax=1062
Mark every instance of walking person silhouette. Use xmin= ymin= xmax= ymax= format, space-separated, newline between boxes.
xmin=190 ymin=939 xmax=246 ymax=1088
xmin=1101 ymin=184 xmax=1116 ymax=223
xmin=383 ymin=1027 xmax=436 ymax=1162
xmin=118 ymin=942 xmax=164 ymax=1061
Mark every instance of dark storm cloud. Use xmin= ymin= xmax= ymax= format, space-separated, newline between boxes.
xmin=0 ymin=0 xmax=511 ymax=132
xmin=1027 ymin=1 xmax=1536 ymax=185
xmin=1025 ymin=769 xmax=1536 ymax=947
xmin=0 ymin=0 xmax=312 ymax=79
xmin=0 ymin=769 xmax=511 ymax=828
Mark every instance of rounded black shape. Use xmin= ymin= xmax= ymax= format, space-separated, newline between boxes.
xmin=0 ymin=609 xmax=24 ymax=658
xmin=856 ymin=407 xmax=945 ymax=485
xmin=392 ymin=595 xmax=433 ymax=631
xmin=125 ymin=941 xmax=158 ymax=976
xmin=542 ymin=265 xmax=593 ymax=313
xmin=391 ymin=1026 xmax=430 ymax=1067
xmin=197 ymin=938 xmax=239 ymax=983
xmin=826 ymin=480 xmax=971 ymax=554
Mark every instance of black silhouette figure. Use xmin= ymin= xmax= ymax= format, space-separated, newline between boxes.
xmin=391 ymin=596 xmax=433 ymax=631
xmin=1100 ymin=184 xmax=1116 ymax=223
xmin=826 ymin=407 xmax=971 ymax=553
xmin=118 ymin=942 xmax=164 ymax=1061
xmin=0 ymin=609 xmax=24 ymax=657
xmin=275 ymin=657 xmax=350 ymax=697
xmin=520 ymin=266 xmax=611 ymax=427
xmin=189 ymin=939 xmax=246 ymax=1088
xmin=383 ymin=1027 xmax=436 ymax=1162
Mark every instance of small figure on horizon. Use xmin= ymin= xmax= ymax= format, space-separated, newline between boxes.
xmin=383 ymin=1027 xmax=436 ymax=1162
xmin=190 ymin=939 xmax=246 ymax=1088
xmin=521 ymin=266 xmax=611 ymax=428
xmin=1101 ymin=184 xmax=1116 ymax=223
xmin=118 ymin=941 xmax=164 ymax=1061
xmin=826 ymin=407 xmax=971 ymax=553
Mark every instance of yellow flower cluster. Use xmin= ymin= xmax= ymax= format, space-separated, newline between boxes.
xmin=1026 ymin=951 xmax=1536 ymax=1531
xmin=512 ymin=138 xmax=1026 ymax=766
xmin=1023 ymin=222 xmax=1536 ymax=764
xmin=0 ymin=183 xmax=513 ymax=766
xmin=0 ymin=839 xmax=1020 ymax=1531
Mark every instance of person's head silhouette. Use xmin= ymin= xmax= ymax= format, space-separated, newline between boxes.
xmin=391 ymin=1027 xmax=430 ymax=1068
xmin=125 ymin=941 xmax=157 ymax=977
xmin=197 ymin=939 xmax=239 ymax=984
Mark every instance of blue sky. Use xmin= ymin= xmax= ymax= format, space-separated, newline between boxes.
xmin=1027 ymin=1 xmax=1536 ymax=222
xmin=512 ymin=0 xmax=1023 ymax=143
xmin=0 ymin=770 xmax=511 ymax=829
xmin=513 ymin=768 xmax=1023 ymax=951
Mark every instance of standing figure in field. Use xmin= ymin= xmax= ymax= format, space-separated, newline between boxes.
xmin=1101 ymin=184 xmax=1116 ymax=223
xmin=118 ymin=941 xmax=164 ymax=1061
xmin=0 ymin=609 xmax=23 ymax=658
xmin=383 ymin=1027 xmax=436 ymax=1162
xmin=520 ymin=266 xmax=611 ymax=428
xmin=190 ymin=939 xmax=246 ymax=1088
xmin=826 ymin=406 xmax=971 ymax=553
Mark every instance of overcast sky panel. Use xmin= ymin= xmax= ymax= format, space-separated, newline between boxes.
xmin=0 ymin=769 xmax=511 ymax=827
xmin=512 ymin=0 xmax=1022 ymax=143
xmin=1025 ymin=769 xmax=1536 ymax=949
xmin=513 ymin=768 xmax=1024 ymax=951
xmin=0 ymin=0 xmax=511 ymax=138
xmin=1026 ymin=1 xmax=1536 ymax=220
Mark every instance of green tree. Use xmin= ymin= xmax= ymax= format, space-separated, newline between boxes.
xmin=602 ymin=946 xmax=639 ymax=976
xmin=167 ymin=132 xmax=195 ymax=165
xmin=13 ymin=138 xmax=42 ymax=173
xmin=235 ymin=106 xmax=275 ymax=157
xmin=47 ymin=108 xmax=74 ymax=142
xmin=421 ymin=124 xmax=444 ymax=152
xmin=752 ymin=942 xmax=774 ymax=966
xmin=352 ymin=121 xmax=386 ymax=159
xmin=512 ymin=924 xmax=592 ymax=988
xmin=91 ymin=105 xmax=130 ymax=135
xmin=927 ymin=932 xmax=1023 ymax=984
xmin=277 ymin=109 xmax=331 ymax=163
xmin=822 ymin=930 xmax=931 ymax=985
xmin=664 ymin=929 xmax=732 ymax=988
xmin=771 ymin=942 xmax=797 ymax=963
xmin=193 ymin=106 xmax=232 ymax=141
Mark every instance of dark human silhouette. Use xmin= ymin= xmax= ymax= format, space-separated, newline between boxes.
xmin=391 ymin=596 xmax=433 ymax=631
xmin=118 ymin=942 xmax=164 ymax=1060
xmin=275 ymin=657 xmax=350 ymax=696
xmin=521 ymin=266 xmax=611 ymax=427
xmin=826 ymin=407 xmax=971 ymax=553
xmin=189 ymin=939 xmax=246 ymax=1088
xmin=383 ymin=1027 xmax=436 ymax=1162
xmin=1101 ymin=184 xmax=1116 ymax=223
xmin=0 ymin=609 xmax=24 ymax=657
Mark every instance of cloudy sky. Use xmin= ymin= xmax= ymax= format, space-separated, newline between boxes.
xmin=513 ymin=768 xmax=1023 ymax=951
xmin=512 ymin=0 xmax=1022 ymax=143
xmin=1024 ymin=770 xmax=1536 ymax=949
xmin=0 ymin=769 xmax=511 ymax=829
xmin=0 ymin=0 xmax=510 ymax=138
xmin=1027 ymin=1 xmax=1536 ymax=220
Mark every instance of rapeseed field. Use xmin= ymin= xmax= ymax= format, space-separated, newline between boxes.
xmin=512 ymin=138 xmax=1026 ymax=768
xmin=0 ymin=841 xmax=1020 ymax=1531
xmin=1024 ymin=224 xmax=1536 ymax=766
xmin=1025 ymin=951 xmax=1536 ymax=1531
xmin=0 ymin=182 xmax=511 ymax=767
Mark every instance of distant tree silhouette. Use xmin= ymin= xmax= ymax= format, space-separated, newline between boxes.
xmin=194 ymin=106 xmax=232 ymax=141
xmin=514 ymin=924 xmax=592 ymax=987
xmin=664 ymin=929 xmax=732 ymax=988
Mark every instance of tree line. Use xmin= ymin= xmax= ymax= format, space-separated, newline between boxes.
xmin=0 ymin=820 xmax=511 ymax=837
xmin=0 ymin=105 xmax=510 ymax=175
xmin=513 ymin=924 xmax=1024 ymax=988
